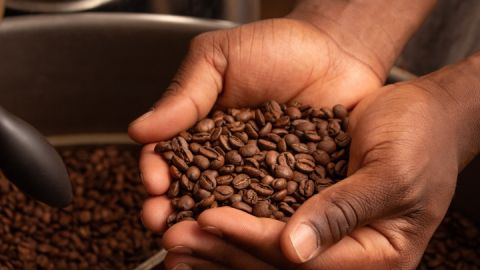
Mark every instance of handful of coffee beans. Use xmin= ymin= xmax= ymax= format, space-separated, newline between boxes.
xmin=155 ymin=101 xmax=351 ymax=227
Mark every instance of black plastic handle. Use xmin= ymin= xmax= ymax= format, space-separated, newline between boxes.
xmin=0 ymin=106 xmax=72 ymax=207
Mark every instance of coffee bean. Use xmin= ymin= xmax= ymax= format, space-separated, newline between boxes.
xmin=274 ymin=165 xmax=293 ymax=179
xmin=250 ymin=183 xmax=274 ymax=196
xmin=245 ymin=123 xmax=259 ymax=139
xmin=229 ymin=136 xmax=245 ymax=149
xmin=199 ymin=146 xmax=219 ymax=159
xmin=286 ymin=106 xmax=302 ymax=120
xmin=333 ymin=104 xmax=348 ymax=119
xmin=261 ymin=175 xmax=274 ymax=186
xmin=213 ymin=186 xmax=234 ymax=201
xmin=258 ymin=139 xmax=277 ymax=150
xmin=272 ymin=178 xmax=287 ymax=190
xmin=216 ymin=175 xmax=234 ymax=185
xmin=265 ymin=151 xmax=279 ymax=168
xmin=242 ymin=166 xmax=266 ymax=178
xmin=177 ymin=195 xmax=195 ymax=211
xmin=317 ymin=139 xmax=337 ymax=154
xmin=296 ymin=158 xmax=316 ymax=173
xmin=278 ymin=152 xmax=296 ymax=169
xmin=272 ymin=190 xmax=288 ymax=201
xmin=312 ymin=150 xmax=330 ymax=165
xmin=242 ymin=189 xmax=258 ymax=205
xmin=299 ymin=179 xmax=315 ymax=197
xmin=168 ymin=181 xmax=180 ymax=198
xmin=279 ymin=202 xmax=295 ymax=216
xmin=286 ymin=181 xmax=298 ymax=195
xmin=232 ymin=201 xmax=253 ymax=213
xmin=186 ymin=166 xmax=201 ymax=181
xmin=239 ymin=144 xmax=259 ymax=157
xmin=194 ymin=188 xmax=212 ymax=200
xmin=199 ymin=174 xmax=217 ymax=191
xmin=335 ymin=132 xmax=351 ymax=148
xmin=252 ymin=201 xmax=272 ymax=217
xmin=232 ymin=174 xmax=251 ymax=189
xmin=196 ymin=119 xmax=215 ymax=133
xmin=193 ymin=155 xmax=210 ymax=170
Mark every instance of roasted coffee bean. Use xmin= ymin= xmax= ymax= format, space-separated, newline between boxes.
xmin=197 ymin=195 xmax=215 ymax=209
xmin=242 ymin=189 xmax=258 ymax=205
xmin=265 ymin=151 xmax=279 ymax=168
xmin=320 ymin=107 xmax=334 ymax=119
xmin=177 ymin=195 xmax=195 ymax=211
xmin=278 ymin=152 xmax=296 ymax=169
xmin=245 ymin=123 xmax=259 ymax=139
xmin=168 ymin=181 xmax=180 ymax=198
xmin=232 ymin=201 xmax=253 ymax=213
xmin=327 ymin=120 xmax=342 ymax=136
xmin=266 ymin=133 xmax=282 ymax=143
xmin=241 ymin=166 xmax=266 ymax=178
xmin=331 ymin=149 xmax=346 ymax=161
xmin=155 ymin=141 xmax=172 ymax=152
xmin=250 ymin=183 xmax=274 ymax=196
xmin=193 ymin=155 xmax=210 ymax=170
xmin=213 ymin=186 xmax=235 ymax=201
xmin=258 ymin=139 xmax=277 ymax=150
xmin=279 ymin=202 xmax=295 ymax=216
xmin=290 ymin=143 xmax=310 ymax=153
xmin=274 ymin=165 xmax=293 ymax=179
xmin=335 ymin=160 xmax=347 ymax=177
xmin=195 ymin=119 xmax=215 ymax=133
xmin=176 ymin=211 xmax=194 ymax=222
xmin=335 ymin=132 xmax=351 ymax=148
xmin=272 ymin=178 xmax=287 ymax=190
xmin=258 ymin=175 xmax=274 ymax=186
xmin=216 ymin=175 xmax=234 ymax=185
xmin=299 ymin=179 xmax=315 ymax=197
xmin=252 ymin=201 xmax=272 ymax=217
xmin=244 ymin=157 xmax=260 ymax=169
xmin=272 ymin=190 xmax=288 ymax=201
xmin=229 ymin=194 xmax=242 ymax=204
xmin=258 ymin=122 xmax=272 ymax=137
xmin=186 ymin=166 xmax=201 ymax=181
xmin=194 ymin=189 xmax=212 ymax=200
xmin=226 ymin=150 xmax=243 ymax=165
xmin=295 ymin=121 xmax=316 ymax=131
xmin=333 ymin=104 xmax=348 ymax=119
xmin=232 ymin=174 xmax=251 ymax=189
xmin=284 ymin=134 xmax=300 ymax=146
xmin=317 ymin=139 xmax=337 ymax=154
xmin=210 ymin=155 xmax=225 ymax=170
xmin=192 ymin=132 xmax=211 ymax=143
xmin=199 ymin=174 xmax=217 ymax=191
xmin=219 ymin=164 xmax=235 ymax=175
xmin=199 ymin=146 xmax=219 ymax=159
xmin=239 ymin=144 xmax=259 ymax=157
xmin=228 ymin=136 xmax=245 ymax=149
xmin=169 ymin=165 xmax=183 ymax=179
xmin=286 ymin=181 xmax=298 ymax=195
xmin=274 ymin=116 xmax=290 ymax=127
xmin=286 ymin=106 xmax=302 ymax=120
xmin=296 ymin=158 xmax=315 ymax=173
xmin=312 ymin=150 xmax=330 ymax=165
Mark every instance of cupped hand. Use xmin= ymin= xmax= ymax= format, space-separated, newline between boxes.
xmin=161 ymin=81 xmax=460 ymax=270
xmin=128 ymin=18 xmax=384 ymax=234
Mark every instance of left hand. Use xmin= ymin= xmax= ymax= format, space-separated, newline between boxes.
xmin=161 ymin=80 xmax=461 ymax=270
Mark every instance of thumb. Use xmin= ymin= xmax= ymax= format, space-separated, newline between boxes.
xmin=128 ymin=32 xmax=227 ymax=144
xmin=280 ymin=168 xmax=413 ymax=263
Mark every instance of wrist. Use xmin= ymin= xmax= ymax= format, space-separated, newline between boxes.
xmin=413 ymin=52 xmax=480 ymax=168
xmin=287 ymin=0 xmax=436 ymax=81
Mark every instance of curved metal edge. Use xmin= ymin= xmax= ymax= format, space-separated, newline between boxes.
xmin=6 ymin=0 xmax=114 ymax=13
xmin=0 ymin=12 xmax=238 ymax=31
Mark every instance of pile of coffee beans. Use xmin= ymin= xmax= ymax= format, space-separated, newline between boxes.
xmin=0 ymin=145 xmax=162 ymax=270
xmin=419 ymin=211 xmax=480 ymax=270
xmin=155 ymin=101 xmax=351 ymax=226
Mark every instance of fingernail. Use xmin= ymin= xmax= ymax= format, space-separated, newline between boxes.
xmin=201 ymin=226 xmax=223 ymax=238
xmin=172 ymin=263 xmax=191 ymax=270
xmin=290 ymin=223 xmax=320 ymax=262
xmin=168 ymin=246 xmax=193 ymax=255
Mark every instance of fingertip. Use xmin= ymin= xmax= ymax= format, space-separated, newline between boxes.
xmin=140 ymin=144 xmax=171 ymax=195
xmin=142 ymin=196 xmax=173 ymax=233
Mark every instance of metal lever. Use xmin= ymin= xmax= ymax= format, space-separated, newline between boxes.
xmin=0 ymin=106 xmax=72 ymax=207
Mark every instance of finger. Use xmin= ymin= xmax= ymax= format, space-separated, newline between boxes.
xmin=164 ymin=253 xmax=229 ymax=270
xmin=139 ymin=143 xmax=170 ymax=195
xmin=196 ymin=207 xmax=289 ymax=265
xmin=280 ymin=169 xmax=410 ymax=263
xmin=142 ymin=196 xmax=173 ymax=233
xmin=128 ymin=33 xmax=226 ymax=143
xmin=162 ymin=220 xmax=276 ymax=270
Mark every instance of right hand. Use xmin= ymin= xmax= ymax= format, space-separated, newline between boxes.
xmin=129 ymin=17 xmax=385 ymax=234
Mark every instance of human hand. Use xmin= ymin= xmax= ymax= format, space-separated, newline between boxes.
xmin=128 ymin=17 xmax=385 ymax=234
xmin=160 ymin=78 xmax=469 ymax=269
